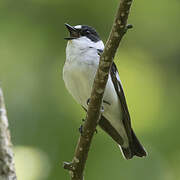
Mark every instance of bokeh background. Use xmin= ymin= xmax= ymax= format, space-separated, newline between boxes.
xmin=0 ymin=0 xmax=180 ymax=179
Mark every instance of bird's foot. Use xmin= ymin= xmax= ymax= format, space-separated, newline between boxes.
xmin=86 ymin=98 xmax=90 ymax=105
xmin=87 ymin=98 xmax=110 ymax=113
xmin=87 ymin=98 xmax=110 ymax=106
xmin=79 ymin=119 xmax=85 ymax=134
xmin=101 ymin=106 xmax=104 ymax=113
xmin=79 ymin=124 xmax=83 ymax=134
xmin=79 ymin=123 xmax=98 ymax=134
xmin=80 ymin=118 xmax=98 ymax=134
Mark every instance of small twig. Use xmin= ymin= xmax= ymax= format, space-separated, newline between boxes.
xmin=64 ymin=0 xmax=134 ymax=179
xmin=63 ymin=162 xmax=75 ymax=171
xmin=0 ymin=87 xmax=17 ymax=180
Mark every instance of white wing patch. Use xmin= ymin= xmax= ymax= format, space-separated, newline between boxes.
xmin=116 ymin=71 xmax=122 ymax=92
xmin=74 ymin=25 xmax=82 ymax=29
xmin=116 ymin=71 xmax=121 ymax=82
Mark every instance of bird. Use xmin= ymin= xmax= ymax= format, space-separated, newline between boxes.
xmin=63 ymin=23 xmax=147 ymax=159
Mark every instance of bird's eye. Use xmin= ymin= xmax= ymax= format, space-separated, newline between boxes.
xmin=80 ymin=30 xmax=91 ymax=36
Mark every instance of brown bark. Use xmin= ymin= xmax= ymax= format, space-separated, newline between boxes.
xmin=0 ymin=87 xmax=17 ymax=180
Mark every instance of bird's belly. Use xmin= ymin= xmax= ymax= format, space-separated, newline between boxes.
xmin=63 ymin=61 xmax=122 ymax=119
xmin=63 ymin=61 xmax=129 ymax=147
xmin=63 ymin=62 xmax=96 ymax=107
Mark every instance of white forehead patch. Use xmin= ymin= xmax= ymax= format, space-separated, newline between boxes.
xmin=74 ymin=25 xmax=82 ymax=29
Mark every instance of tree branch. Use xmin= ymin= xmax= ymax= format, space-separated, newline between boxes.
xmin=0 ymin=87 xmax=17 ymax=180
xmin=63 ymin=0 xmax=133 ymax=179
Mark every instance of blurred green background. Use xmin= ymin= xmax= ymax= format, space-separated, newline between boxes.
xmin=0 ymin=0 xmax=180 ymax=179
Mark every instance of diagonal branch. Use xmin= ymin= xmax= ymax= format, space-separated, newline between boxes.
xmin=0 ymin=87 xmax=17 ymax=180
xmin=63 ymin=0 xmax=133 ymax=179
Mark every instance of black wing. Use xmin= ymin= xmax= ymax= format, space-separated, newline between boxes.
xmin=82 ymin=57 xmax=147 ymax=159
xmin=110 ymin=62 xmax=132 ymax=142
xmin=108 ymin=62 xmax=147 ymax=159
xmin=96 ymin=48 xmax=132 ymax=127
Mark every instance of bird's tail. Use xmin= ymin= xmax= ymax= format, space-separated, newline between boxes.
xmin=99 ymin=116 xmax=147 ymax=159
xmin=120 ymin=129 xmax=147 ymax=159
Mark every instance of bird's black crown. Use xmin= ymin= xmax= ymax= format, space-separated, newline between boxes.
xmin=79 ymin=25 xmax=100 ymax=42
xmin=65 ymin=24 xmax=100 ymax=42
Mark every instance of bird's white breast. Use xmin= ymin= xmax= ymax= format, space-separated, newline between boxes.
xmin=63 ymin=40 xmax=99 ymax=107
xmin=63 ymin=38 xmax=129 ymax=147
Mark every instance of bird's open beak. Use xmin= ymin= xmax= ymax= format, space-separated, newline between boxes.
xmin=64 ymin=23 xmax=80 ymax=40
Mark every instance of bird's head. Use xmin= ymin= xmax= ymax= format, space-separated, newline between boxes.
xmin=64 ymin=23 xmax=104 ymax=50
xmin=64 ymin=23 xmax=100 ymax=42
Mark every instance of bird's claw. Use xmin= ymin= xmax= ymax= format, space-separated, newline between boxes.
xmin=87 ymin=98 xmax=108 ymax=113
xmin=79 ymin=125 xmax=83 ymax=134
xmin=79 ymin=124 xmax=98 ymax=134
xmin=101 ymin=106 xmax=104 ymax=113
xmin=86 ymin=98 xmax=90 ymax=105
